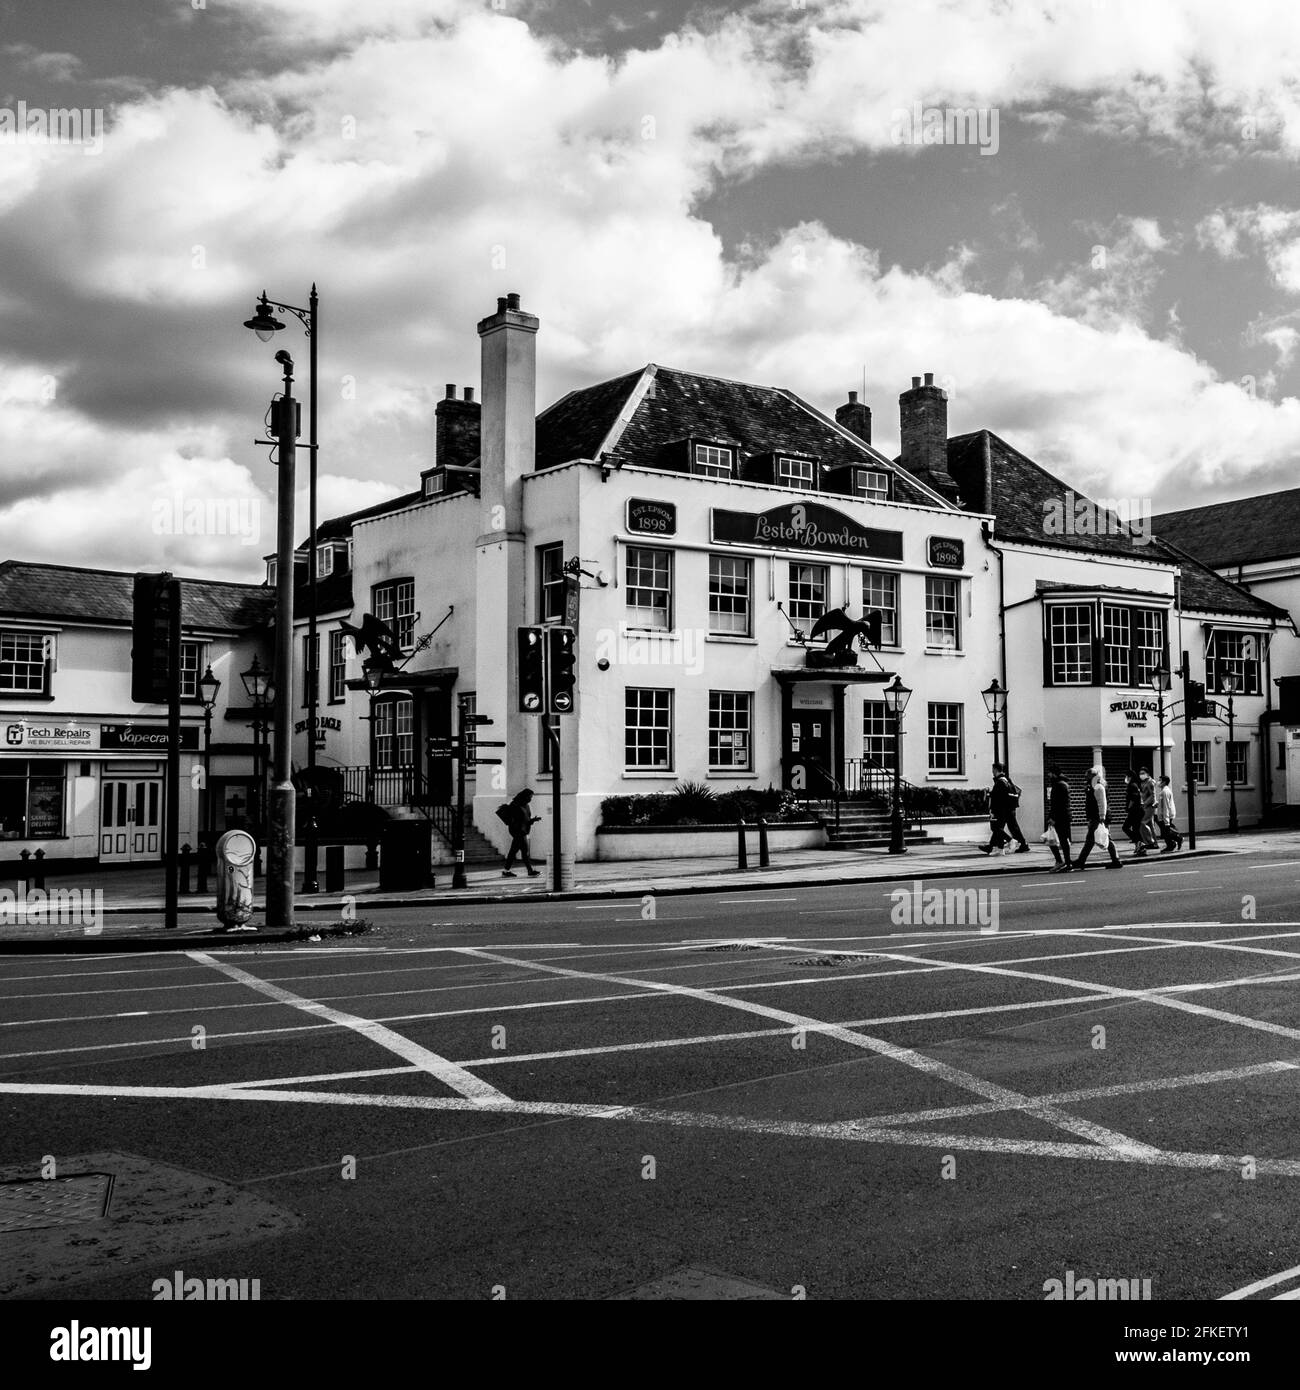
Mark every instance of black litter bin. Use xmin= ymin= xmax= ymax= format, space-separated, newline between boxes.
xmin=379 ymin=819 xmax=433 ymax=891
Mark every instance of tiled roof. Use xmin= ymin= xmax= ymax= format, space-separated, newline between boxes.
xmin=1153 ymin=488 xmax=1300 ymax=568
xmin=537 ymin=364 xmax=943 ymax=508
xmin=945 ymin=431 xmax=1282 ymax=622
xmin=0 ymin=561 xmax=273 ymax=631
xmin=535 ymin=369 xmax=644 ymax=470
xmin=316 ymin=488 xmax=423 ymax=542
xmin=294 ymin=568 xmax=352 ymax=619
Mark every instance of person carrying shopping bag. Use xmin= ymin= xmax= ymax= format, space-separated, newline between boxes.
xmin=1074 ymin=766 xmax=1124 ymax=870
xmin=1156 ymin=774 xmax=1183 ymax=852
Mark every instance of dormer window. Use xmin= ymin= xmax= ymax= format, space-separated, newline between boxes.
xmin=316 ymin=547 xmax=334 ymax=579
xmin=777 ymin=456 xmax=817 ymax=491
xmin=863 ymin=469 xmax=891 ymax=501
xmin=693 ymin=443 xmax=734 ymax=478
xmin=266 ymin=557 xmax=277 ymax=587
xmin=423 ymin=472 xmax=444 ymax=497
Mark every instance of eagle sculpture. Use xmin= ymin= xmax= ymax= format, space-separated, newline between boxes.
xmin=807 ymin=608 xmax=883 ymax=665
xmin=338 ymin=612 xmax=401 ymax=671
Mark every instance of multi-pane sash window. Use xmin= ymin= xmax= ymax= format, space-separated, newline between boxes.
xmin=329 ymin=629 xmax=347 ymax=703
xmin=317 ymin=547 xmax=334 ymax=578
xmin=178 ymin=641 xmax=205 ymax=700
xmin=626 ymin=547 xmax=672 ymax=629
xmin=863 ymin=700 xmax=895 ymax=770
xmin=777 ymin=456 xmax=816 ymax=490
xmin=1190 ymin=741 xmax=1209 ymax=786
xmin=1134 ymin=610 xmax=1164 ymax=685
xmin=373 ymin=579 xmax=416 ymax=650
xmin=1207 ymin=631 xmax=1262 ymax=695
xmin=863 ymin=470 xmax=890 ymax=501
xmin=374 ymin=697 xmax=414 ymax=770
xmin=1103 ymin=605 xmax=1165 ymax=687
xmin=709 ymin=692 xmax=752 ymax=770
xmin=925 ymin=577 xmax=959 ymax=649
xmin=1048 ymin=604 xmax=1093 ymax=684
xmin=693 ymin=443 xmax=733 ymax=477
xmin=0 ymin=632 xmax=50 ymax=695
xmin=862 ymin=570 xmax=898 ymax=646
xmin=708 ymin=555 xmax=751 ymax=635
xmin=928 ymin=702 xmax=964 ymax=773
xmin=1102 ymin=605 xmax=1131 ymax=685
xmin=1228 ymin=741 xmax=1249 ymax=785
xmin=538 ymin=544 xmax=566 ymax=622
xmin=788 ymin=562 xmax=827 ymax=628
xmin=625 ymin=688 xmax=672 ymax=770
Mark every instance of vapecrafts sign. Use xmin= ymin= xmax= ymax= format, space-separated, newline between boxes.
xmin=710 ymin=502 xmax=903 ymax=560
xmin=101 ymin=724 xmax=200 ymax=751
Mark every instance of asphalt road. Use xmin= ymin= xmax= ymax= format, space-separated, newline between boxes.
xmin=3 ymin=847 xmax=1300 ymax=1302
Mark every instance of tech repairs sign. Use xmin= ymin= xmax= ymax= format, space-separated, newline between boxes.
xmin=711 ymin=502 xmax=903 ymax=560
xmin=4 ymin=721 xmax=95 ymax=750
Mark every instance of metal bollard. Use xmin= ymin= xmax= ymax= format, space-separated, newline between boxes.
xmin=18 ymin=848 xmax=29 ymax=894
xmin=737 ymin=819 xmax=748 ymax=870
xmin=364 ymin=839 xmax=379 ymax=872
xmin=196 ymin=841 xmax=209 ymax=896
xmin=214 ymin=829 xmax=258 ymax=931
xmin=32 ymin=848 xmax=45 ymax=891
xmin=179 ymin=844 xmax=191 ymax=896
xmin=325 ymin=844 xmax=345 ymax=894
xmin=757 ymin=816 xmax=770 ymax=869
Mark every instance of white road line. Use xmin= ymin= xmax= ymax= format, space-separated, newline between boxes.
xmin=718 ymin=898 xmax=800 ymax=904
xmin=185 ymin=952 xmax=508 ymax=1105
xmin=1144 ymin=871 xmax=1201 ymax=877
xmin=453 ymin=947 xmax=1158 ymax=1157
xmin=856 ymin=1059 xmax=1300 ymax=1129
xmin=1 ymin=1079 xmax=1297 ymax=1176
xmin=859 ymin=946 xmax=1300 ymax=1043
xmin=1241 ymin=862 xmax=1300 ymax=870
xmin=1220 ymin=1263 xmax=1300 ymax=1300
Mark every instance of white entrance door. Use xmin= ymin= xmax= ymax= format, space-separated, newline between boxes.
xmin=100 ymin=779 xmax=162 ymax=862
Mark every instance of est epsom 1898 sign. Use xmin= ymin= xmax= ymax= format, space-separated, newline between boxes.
xmin=626 ymin=499 xmax=676 ymax=536
xmin=710 ymin=501 xmax=903 ymax=560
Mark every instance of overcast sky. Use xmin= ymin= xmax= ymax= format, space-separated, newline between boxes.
xmin=3 ymin=0 xmax=1300 ymax=581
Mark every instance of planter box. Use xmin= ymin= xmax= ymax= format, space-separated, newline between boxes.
xmin=596 ymin=821 xmax=824 ymax=861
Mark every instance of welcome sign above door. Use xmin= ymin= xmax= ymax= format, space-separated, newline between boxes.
xmin=710 ymin=501 xmax=903 ymax=560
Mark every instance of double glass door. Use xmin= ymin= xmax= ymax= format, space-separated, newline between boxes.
xmin=100 ymin=779 xmax=162 ymax=862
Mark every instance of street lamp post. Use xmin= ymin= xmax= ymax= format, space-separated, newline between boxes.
xmin=241 ymin=655 xmax=272 ymax=878
xmin=198 ymin=664 xmax=220 ymax=893
xmin=1222 ymin=671 xmax=1240 ymax=833
xmin=981 ymin=678 xmax=1008 ymax=771
xmin=1150 ymin=665 xmax=1171 ymax=781
xmin=883 ymin=675 xmax=912 ymax=855
xmin=244 ymin=287 xmax=320 ymax=893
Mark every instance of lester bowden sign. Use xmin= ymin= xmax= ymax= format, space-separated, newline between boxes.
xmin=711 ymin=501 xmax=903 ymax=560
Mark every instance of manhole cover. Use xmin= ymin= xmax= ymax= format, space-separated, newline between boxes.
xmin=612 ymin=1265 xmax=791 ymax=1300
xmin=787 ymin=953 xmax=867 ymax=967
xmin=0 ymin=1174 xmax=114 ymax=1234
xmin=697 ymin=943 xmax=766 ymax=953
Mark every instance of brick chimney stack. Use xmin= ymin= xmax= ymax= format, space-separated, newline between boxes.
xmin=435 ymin=383 xmax=481 ymax=472
xmin=835 ymin=390 xmax=872 ymax=445
xmin=899 ymin=372 xmax=948 ymax=483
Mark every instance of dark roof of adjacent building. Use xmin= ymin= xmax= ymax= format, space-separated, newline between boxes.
xmin=0 ymin=561 xmax=273 ymax=631
xmin=944 ymin=431 xmax=1286 ymax=622
xmin=316 ymin=488 xmax=423 ymax=542
xmin=536 ymin=364 xmax=944 ymax=508
xmin=1152 ymin=488 xmax=1300 ymax=568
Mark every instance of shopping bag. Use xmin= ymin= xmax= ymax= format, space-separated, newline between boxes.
xmin=1094 ymin=824 xmax=1111 ymax=849
xmin=1041 ymin=825 xmax=1059 ymax=849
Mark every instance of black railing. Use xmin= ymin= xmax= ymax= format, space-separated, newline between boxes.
xmin=337 ymin=766 xmax=432 ymax=814
xmin=793 ymin=757 xmax=925 ymax=834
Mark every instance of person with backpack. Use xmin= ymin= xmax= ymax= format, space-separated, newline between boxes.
xmin=497 ymin=788 xmax=541 ymax=877
xmin=980 ymin=765 xmax=1029 ymax=855
xmin=1074 ymin=765 xmax=1124 ymax=870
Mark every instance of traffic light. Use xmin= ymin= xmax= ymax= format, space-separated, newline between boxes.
xmin=1186 ymin=679 xmax=1208 ymax=719
xmin=548 ymin=626 xmax=577 ymax=714
xmin=517 ymin=626 xmax=546 ymax=713
xmin=131 ymin=572 xmax=174 ymax=704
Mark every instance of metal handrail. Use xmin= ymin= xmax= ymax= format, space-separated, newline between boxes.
xmin=842 ymin=756 xmax=925 ymax=830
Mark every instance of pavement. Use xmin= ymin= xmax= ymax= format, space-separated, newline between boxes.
xmin=4 ymin=853 xmax=1300 ymax=1309
xmin=0 ymin=827 xmax=1292 ymax=945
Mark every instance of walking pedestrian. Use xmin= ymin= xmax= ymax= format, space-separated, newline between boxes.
xmin=1122 ymin=771 xmax=1145 ymax=856
xmin=497 ymin=788 xmax=541 ymax=877
xmin=981 ymin=764 xmax=1029 ymax=856
xmin=1156 ymin=774 xmax=1183 ymax=851
xmin=1074 ymin=766 xmax=1124 ymax=870
xmin=1046 ymin=766 xmax=1074 ymax=872
xmin=1137 ymin=767 xmax=1158 ymax=856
